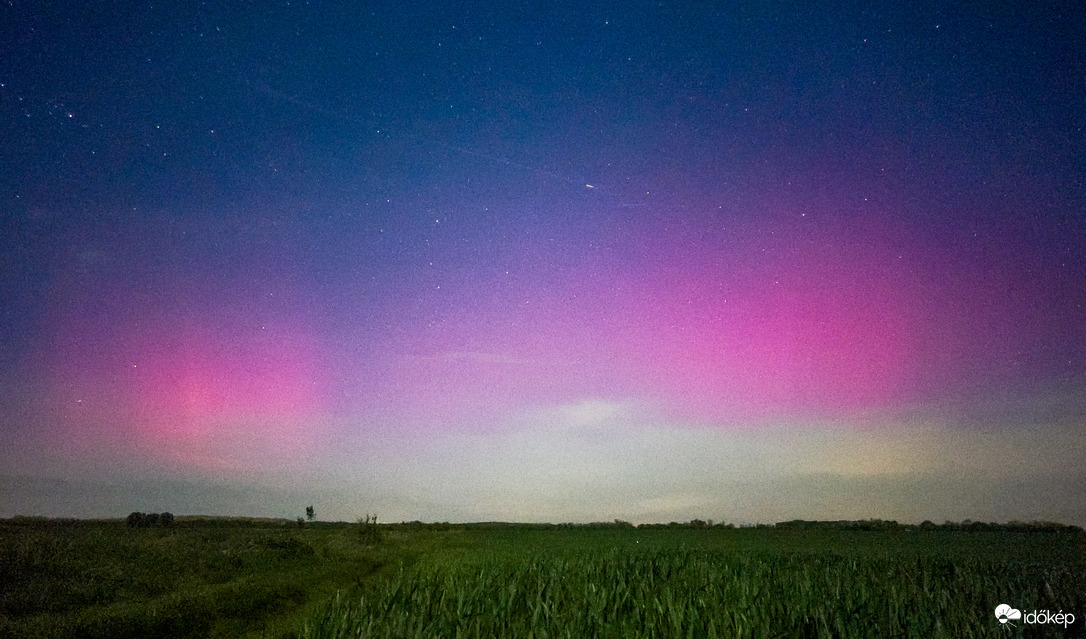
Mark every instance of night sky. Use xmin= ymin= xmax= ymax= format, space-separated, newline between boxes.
xmin=2 ymin=1 xmax=1085 ymax=524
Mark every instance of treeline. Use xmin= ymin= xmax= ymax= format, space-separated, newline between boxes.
xmin=4 ymin=515 xmax=1082 ymax=535
xmin=772 ymin=519 xmax=1084 ymax=534
xmin=386 ymin=517 xmax=1081 ymax=532
xmin=1 ymin=516 xmax=112 ymax=528
xmin=569 ymin=518 xmax=1083 ymax=533
xmin=397 ymin=518 xmax=1085 ymax=534
xmin=126 ymin=512 xmax=175 ymax=527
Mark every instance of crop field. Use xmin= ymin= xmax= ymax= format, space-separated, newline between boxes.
xmin=2 ymin=518 xmax=1083 ymax=638
xmin=0 ymin=516 xmax=397 ymax=639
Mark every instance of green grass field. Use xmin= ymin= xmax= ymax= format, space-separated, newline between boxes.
xmin=2 ymin=518 xmax=1083 ymax=638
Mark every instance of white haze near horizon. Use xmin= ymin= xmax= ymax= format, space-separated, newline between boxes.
xmin=2 ymin=391 xmax=1084 ymax=526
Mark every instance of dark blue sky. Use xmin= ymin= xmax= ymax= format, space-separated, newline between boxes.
xmin=2 ymin=1 xmax=1085 ymax=523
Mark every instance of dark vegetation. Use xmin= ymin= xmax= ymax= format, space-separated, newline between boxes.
xmin=357 ymin=513 xmax=381 ymax=546
xmin=1 ymin=515 xmax=1082 ymax=638
xmin=125 ymin=511 xmax=174 ymax=528
xmin=0 ymin=516 xmax=394 ymax=638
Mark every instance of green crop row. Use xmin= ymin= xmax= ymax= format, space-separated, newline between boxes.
xmin=303 ymin=548 xmax=1084 ymax=638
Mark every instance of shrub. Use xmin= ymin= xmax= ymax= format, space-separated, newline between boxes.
xmin=125 ymin=512 xmax=174 ymax=528
xmin=357 ymin=514 xmax=381 ymax=545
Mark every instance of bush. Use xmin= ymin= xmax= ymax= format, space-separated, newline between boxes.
xmin=125 ymin=512 xmax=174 ymax=528
xmin=357 ymin=514 xmax=381 ymax=545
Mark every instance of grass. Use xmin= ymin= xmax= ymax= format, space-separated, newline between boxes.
xmin=2 ymin=518 xmax=1083 ymax=637
xmin=0 ymin=517 xmax=395 ymax=638
xmin=305 ymin=524 xmax=1086 ymax=638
